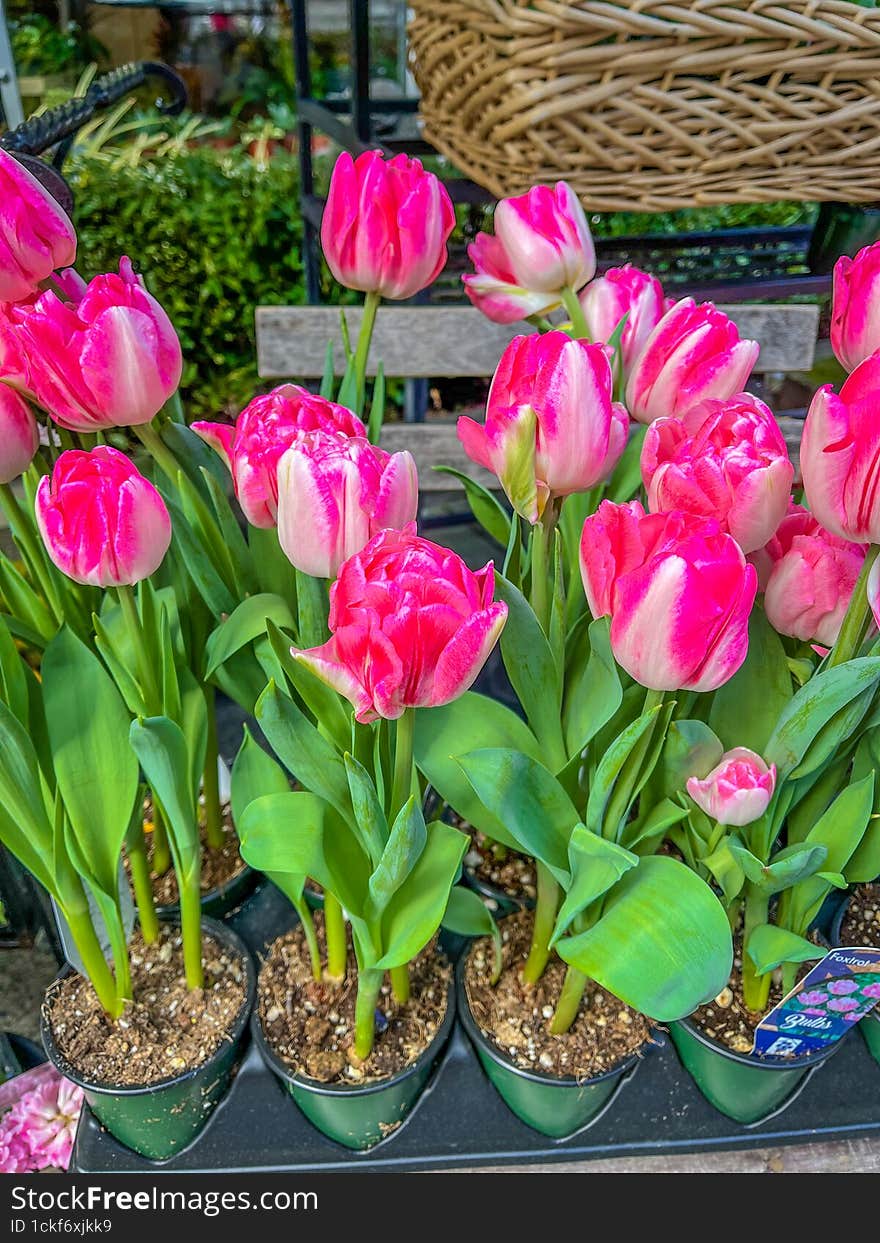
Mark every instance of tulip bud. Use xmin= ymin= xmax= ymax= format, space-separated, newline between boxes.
xmin=462 ymin=232 xmax=562 ymax=325
xmin=686 ymin=748 xmax=776 ymax=827
xmin=35 ymin=447 xmax=171 ymax=587
xmin=491 ymin=182 xmax=595 ymax=295
xmin=321 ymin=151 xmax=455 ymax=300
xmin=625 ymin=298 xmax=760 ymax=425
xmin=579 ymin=264 xmax=666 ymax=376
xmin=293 ymin=525 xmax=507 ymax=722
xmin=276 ymin=432 xmax=418 ymax=579
xmin=457 ymin=331 xmax=627 ymax=524
xmin=0 ymin=386 xmax=38 ymax=484
xmin=831 ymin=241 xmax=880 ymax=372
xmin=0 ymin=150 xmax=77 ymax=303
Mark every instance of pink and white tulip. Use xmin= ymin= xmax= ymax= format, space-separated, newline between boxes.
xmin=462 ymin=231 xmax=564 ymax=324
xmin=580 ymin=501 xmax=757 ymax=692
xmin=579 ymin=264 xmax=666 ymax=376
xmin=35 ymin=447 xmax=171 ymax=587
xmin=625 ymin=298 xmax=760 ymax=425
xmin=0 ymin=386 xmax=38 ymax=484
xmin=16 ymin=257 xmax=182 ymax=432
xmin=831 ymin=241 xmax=880 ymax=372
xmin=641 ymin=394 xmax=793 ymax=553
xmin=686 ymin=748 xmax=776 ymax=827
xmin=321 ymin=151 xmax=455 ymax=300
xmin=457 ymin=331 xmax=627 ymax=523
xmin=293 ymin=525 xmax=507 ymax=722
xmin=492 ymin=181 xmax=595 ymax=295
xmin=801 ymin=351 xmax=880 ymax=543
xmin=193 ymin=385 xmax=366 ymax=528
xmin=0 ymin=150 xmax=77 ymax=303
xmin=276 ymin=432 xmax=418 ymax=578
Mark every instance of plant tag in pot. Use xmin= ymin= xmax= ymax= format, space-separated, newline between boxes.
xmin=50 ymin=860 xmax=135 ymax=976
xmin=752 ymin=946 xmax=880 ymax=1058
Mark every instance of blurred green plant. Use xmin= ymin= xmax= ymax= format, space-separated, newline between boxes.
xmin=9 ymin=12 xmax=105 ymax=78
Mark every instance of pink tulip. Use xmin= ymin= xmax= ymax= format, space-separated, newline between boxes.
xmin=763 ymin=505 xmax=866 ymax=647
xmin=276 ymin=432 xmax=418 ymax=578
xmin=801 ymin=352 xmax=880 ymax=543
xmin=35 ymin=447 xmax=171 ymax=587
xmin=16 ymin=257 xmax=182 ymax=432
xmin=641 ymin=394 xmax=793 ymax=554
xmin=625 ymin=298 xmax=760 ymax=425
xmin=580 ymin=501 xmax=757 ymax=692
xmin=831 ymin=241 xmax=880 ymax=372
xmin=0 ymin=296 xmax=32 ymax=391
xmin=0 ymin=386 xmax=38 ymax=484
xmin=293 ymin=525 xmax=507 ymax=722
xmin=462 ymin=231 xmax=563 ymax=324
xmin=0 ymin=150 xmax=77 ymax=303
xmin=686 ymin=747 xmax=776 ymax=827
xmin=491 ymin=182 xmax=595 ymax=296
xmin=321 ymin=151 xmax=455 ymax=300
xmin=457 ymin=331 xmax=627 ymax=523
xmin=579 ymin=264 xmax=667 ymax=375
xmin=193 ymin=385 xmax=366 ymax=528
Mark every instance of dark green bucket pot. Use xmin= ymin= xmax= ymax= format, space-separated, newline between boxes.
xmin=41 ymin=917 xmax=255 ymax=1161
xmin=456 ymin=957 xmax=641 ymax=1139
xmin=157 ymin=863 xmax=260 ymax=922
xmin=462 ymin=867 xmax=533 ymax=919
xmin=830 ymin=895 xmax=880 ymax=1068
xmin=669 ymin=1016 xmax=840 ymax=1125
xmin=253 ymin=971 xmax=455 ymax=1151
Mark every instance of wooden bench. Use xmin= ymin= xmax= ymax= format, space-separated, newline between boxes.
xmin=256 ymin=303 xmax=821 ymax=487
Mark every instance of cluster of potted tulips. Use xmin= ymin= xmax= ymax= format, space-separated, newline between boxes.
xmin=2 ymin=136 xmax=880 ymax=1163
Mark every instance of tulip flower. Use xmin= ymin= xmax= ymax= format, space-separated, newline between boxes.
xmin=801 ymin=351 xmax=880 ymax=543
xmin=293 ymin=525 xmax=508 ymax=722
xmin=35 ymin=446 xmax=171 ymax=587
xmin=276 ymin=432 xmax=418 ymax=578
xmin=641 ymin=394 xmax=793 ymax=553
xmin=763 ymin=505 xmax=866 ymax=647
xmin=0 ymin=150 xmax=77 ymax=303
xmin=457 ymin=331 xmax=628 ymax=524
xmin=831 ymin=241 xmax=880 ymax=372
xmin=0 ymin=297 xmax=32 ymax=391
xmin=625 ymin=298 xmax=760 ymax=425
xmin=193 ymin=385 xmax=367 ymax=528
xmin=321 ymin=151 xmax=455 ymax=301
xmin=16 ymin=258 xmax=182 ymax=432
xmin=0 ymin=386 xmax=38 ymax=485
xmin=579 ymin=264 xmax=666 ymax=375
xmin=686 ymin=748 xmax=776 ymax=827
xmin=580 ymin=501 xmax=757 ymax=692
xmin=462 ymin=231 xmax=564 ymax=325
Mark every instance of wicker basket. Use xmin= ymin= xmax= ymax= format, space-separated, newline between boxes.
xmin=408 ymin=0 xmax=880 ymax=212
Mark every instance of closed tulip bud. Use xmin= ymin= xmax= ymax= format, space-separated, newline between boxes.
xmin=625 ymin=298 xmax=760 ymax=425
xmin=276 ymin=432 xmax=418 ymax=579
xmin=0 ymin=386 xmax=38 ymax=484
xmin=35 ymin=447 xmax=171 ymax=587
xmin=0 ymin=150 xmax=77 ymax=303
xmin=193 ymin=385 xmax=366 ymax=528
xmin=686 ymin=748 xmax=776 ymax=827
xmin=321 ymin=151 xmax=455 ymax=300
xmin=457 ymin=331 xmax=627 ymax=523
xmin=579 ymin=264 xmax=666 ymax=376
xmin=293 ymin=526 xmax=507 ymax=722
xmin=16 ymin=258 xmax=182 ymax=432
xmin=801 ymin=352 xmax=880 ymax=543
xmin=580 ymin=500 xmax=756 ymax=692
xmin=641 ymin=394 xmax=793 ymax=553
xmin=489 ymin=182 xmax=595 ymax=296
xmin=831 ymin=241 xmax=880 ymax=372
xmin=462 ymin=231 xmax=563 ymax=325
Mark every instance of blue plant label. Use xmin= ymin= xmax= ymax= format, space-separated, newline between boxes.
xmin=752 ymin=946 xmax=880 ymax=1059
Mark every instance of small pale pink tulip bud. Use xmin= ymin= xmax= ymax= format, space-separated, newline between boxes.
xmin=0 ymin=150 xmax=77 ymax=303
xmin=831 ymin=241 xmax=880 ymax=372
xmin=579 ymin=264 xmax=666 ymax=376
xmin=686 ymin=748 xmax=776 ymax=827
xmin=0 ymin=386 xmax=38 ymax=484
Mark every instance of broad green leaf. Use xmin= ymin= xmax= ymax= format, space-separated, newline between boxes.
xmin=585 ymin=705 xmax=663 ymax=837
xmin=264 ymin=620 xmax=350 ymax=750
xmin=787 ymin=775 xmax=875 ymax=930
xmin=558 ymin=856 xmax=733 ymax=1021
xmin=647 ymin=720 xmax=724 ymax=804
xmin=727 ymin=839 xmax=827 ymax=896
xmin=746 ymin=924 xmax=823 ymax=976
xmin=702 ymin=839 xmax=744 ymax=904
xmin=0 ymin=558 xmax=55 ymax=641
xmin=345 ymin=753 xmax=387 ymax=865
xmin=457 ymin=749 xmax=577 ymax=882
xmin=433 ymin=467 xmax=510 ymax=546
xmin=442 ymin=885 xmax=497 ymax=939
xmin=205 ymin=594 xmax=295 ymax=680
xmin=231 ymin=726 xmax=291 ymax=828
xmin=622 ymin=797 xmax=689 ymax=853
xmin=551 ymin=826 xmax=637 ymax=944
xmin=175 ymin=470 xmax=240 ymax=598
xmin=502 ymin=511 xmax=523 ymax=587
xmin=256 ymin=681 xmax=353 ymax=824
xmin=367 ymin=795 xmax=426 ymax=919
xmin=846 ymin=813 xmax=880 ymax=884
xmin=93 ymin=609 xmax=143 ymax=716
xmin=376 ymin=820 xmax=468 ymax=968
xmin=709 ymin=608 xmax=792 ymax=752
xmin=42 ymin=628 xmax=138 ymax=897
xmin=166 ymin=496 xmax=237 ymax=617
xmin=786 ymin=756 xmax=853 ymax=845
xmin=201 ymin=466 xmax=255 ymax=593
xmin=129 ymin=716 xmax=200 ymax=891
xmin=179 ymin=669 xmax=209 ymax=801
xmin=494 ymin=574 xmax=565 ymax=766
xmin=159 ymin=421 xmax=228 ymax=491
xmin=0 ymin=700 xmax=56 ymax=892
xmin=0 ymin=614 xmax=28 ymax=726
xmin=606 ymin=425 xmax=646 ymax=503
xmin=562 ymin=616 xmax=622 ymax=758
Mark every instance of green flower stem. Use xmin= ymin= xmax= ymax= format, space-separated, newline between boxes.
xmin=150 ymin=803 xmax=171 ymax=879
xmin=126 ymin=836 xmax=159 ymax=944
xmin=522 ymin=862 xmax=560 ymax=985
xmin=354 ymin=968 xmax=383 ymax=1060
xmin=827 ymin=544 xmax=880 ymax=667
xmin=202 ymin=686 xmax=224 ymax=850
xmin=741 ymin=883 xmax=770 ymax=1013
xmin=529 ymin=507 xmax=558 ymax=637
xmin=64 ymin=900 xmax=121 ymax=1018
xmin=391 ymin=707 xmax=416 ymax=820
xmin=133 ymin=420 xmax=183 ymax=487
xmin=296 ymin=901 xmax=323 ymax=982
xmin=561 ymin=286 xmax=590 ymax=340
xmin=180 ymin=871 xmax=204 ymax=990
xmin=390 ymin=964 xmax=410 ymax=1004
xmin=323 ymin=892 xmax=348 ymax=981
xmin=0 ymin=481 xmax=65 ymax=624
xmin=549 ymin=965 xmax=588 ymax=1034
xmin=353 ymin=290 xmax=381 ymax=427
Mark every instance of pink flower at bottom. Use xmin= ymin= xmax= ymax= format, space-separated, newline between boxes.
xmin=0 ymin=1073 xmax=83 ymax=1172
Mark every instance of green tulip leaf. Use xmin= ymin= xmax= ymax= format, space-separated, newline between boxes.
xmin=562 ymin=616 xmax=623 ymax=759
xmin=550 ymin=826 xmax=638 ymax=945
xmin=709 ymin=607 xmax=792 ymax=753
xmin=231 ymin=726 xmax=291 ymax=829
xmin=256 ymin=680 xmax=353 ymax=825
xmin=746 ymin=924 xmax=823 ymax=976
xmin=376 ymin=820 xmax=468 ymax=969
xmin=493 ymin=573 xmax=565 ymax=764
xmin=765 ymin=658 xmax=880 ymax=781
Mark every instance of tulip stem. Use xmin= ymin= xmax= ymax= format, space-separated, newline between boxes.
xmin=133 ymin=421 xmax=183 ymax=488
xmin=390 ymin=963 xmax=410 ymax=1004
xmin=127 ymin=834 xmax=159 ymax=944
xmin=741 ymin=883 xmax=771 ymax=1013
xmin=354 ymin=968 xmax=383 ymax=1060
xmin=391 ymin=706 xmax=416 ymax=820
xmin=202 ymin=686 xmax=225 ymax=851
xmin=549 ymin=965 xmax=588 ymax=1035
xmin=827 ymin=544 xmax=880 ymax=667
xmin=323 ymin=893 xmax=348 ymax=982
xmin=561 ymin=286 xmax=590 ymax=340
xmin=354 ymin=290 xmax=382 ymax=427
xmin=522 ymin=862 xmax=560 ymax=985
xmin=529 ymin=510 xmax=558 ymax=637
xmin=63 ymin=895 xmax=122 ymax=1019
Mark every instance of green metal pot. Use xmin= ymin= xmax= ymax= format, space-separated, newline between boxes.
xmin=41 ymin=917 xmax=255 ymax=1161
xmin=830 ymin=894 xmax=880 ymax=1068
xmin=669 ymin=1015 xmax=840 ymax=1125
xmin=253 ymin=968 xmax=455 ymax=1151
xmin=157 ymin=863 xmax=260 ymax=922
xmin=456 ymin=956 xmax=642 ymax=1139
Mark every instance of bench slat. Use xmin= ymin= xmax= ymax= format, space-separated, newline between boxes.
xmin=256 ymin=304 xmax=820 ymax=379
